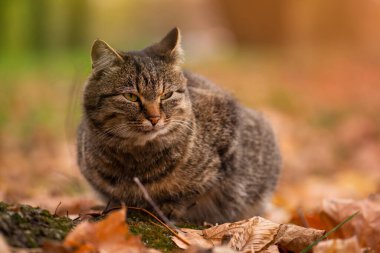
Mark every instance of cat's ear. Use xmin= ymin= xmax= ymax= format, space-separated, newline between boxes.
xmin=145 ymin=27 xmax=183 ymax=66
xmin=91 ymin=39 xmax=124 ymax=72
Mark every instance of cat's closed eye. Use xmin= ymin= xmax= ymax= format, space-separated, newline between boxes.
xmin=124 ymin=93 xmax=138 ymax=102
xmin=161 ymin=92 xmax=173 ymax=100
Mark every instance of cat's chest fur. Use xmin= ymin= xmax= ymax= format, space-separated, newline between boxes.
xmin=86 ymin=126 xmax=194 ymax=185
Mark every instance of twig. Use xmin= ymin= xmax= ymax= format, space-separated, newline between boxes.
xmin=101 ymin=199 xmax=122 ymax=215
xmin=133 ymin=177 xmax=177 ymax=229
xmin=103 ymin=206 xmax=123 ymax=214
xmin=128 ymin=207 xmax=183 ymax=239
xmin=54 ymin=201 xmax=62 ymax=216
xmin=102 ymin=199 xmax=112 ymax=215
xmin=133 ymin=177 xmax=191 ymax=246
xmin=148 ymin=219 xmax=166 ymax=229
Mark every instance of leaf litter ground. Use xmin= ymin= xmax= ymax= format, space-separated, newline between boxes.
xmin=0 ymin=202 xmax=189 ymax=252
xmin=1 ymin=51 xmax=380 ymax=252
xmin=0 ymin=203 xmax=329 ymax=253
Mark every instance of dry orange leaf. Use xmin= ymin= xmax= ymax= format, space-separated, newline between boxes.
xmin=0 ymin=234 xmax=11 ymax=253
xmin=322 ymin=194 xmax=380 ymax=252
xmin=172 ymin=216 xmax=325 ymax=252
xmin=44 ymin=207 xmax=158 ymax=253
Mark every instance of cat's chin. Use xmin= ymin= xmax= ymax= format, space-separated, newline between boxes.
xmin=133 ymin=126 xmax=170 ymax=146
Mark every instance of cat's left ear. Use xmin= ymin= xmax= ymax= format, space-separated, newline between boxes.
xmin=145 ymin=27 xmax=184 ymax=66
xmin=91 ymin=39 xmax=124 ymax=72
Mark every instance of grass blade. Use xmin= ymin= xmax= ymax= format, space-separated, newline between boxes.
xmin=300 ymin=211 xmax=359 ymax=253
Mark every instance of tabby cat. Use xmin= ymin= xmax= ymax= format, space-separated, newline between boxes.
xmin=77 ymin=27 xmax=281 ymax=224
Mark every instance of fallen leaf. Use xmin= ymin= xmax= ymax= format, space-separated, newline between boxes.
xmin=313 ymin=236 xmax=362 ymax=253
xmin=25 ymin=196 xmax=102 ymax=216
xmin=0 ymin=234 xmax=11 ymax=253
xmin=43 ymin=241 xmax=71 ymax=253
xmin=172 ymin=216 xmax=324 ymax=252
xmin=184 ymin=245 xmax=237 ymax=253
xmin=172 ymin=229 xmax=213 ymax=249
xmin=336 ymin=116 xmax=377 ymax=148
xmin=223 ymin=217 xmax=279 ymax=252
xmin=322 ymin=194 xmax=380 ymax=251
xmin=43 ymin=207 xmax=159 ymax=253
xmin=274 ymin=223 xmax=325 ymax=252
xmin=263 ymin=245 xmax=280 ymax=253
xmin=290 ymin=209 xmax=327 ymax=231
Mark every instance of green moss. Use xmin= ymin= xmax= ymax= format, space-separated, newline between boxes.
xmin=0 ymin=203 xmax=203 ymax=252
xmin=126 ymin=209 xmax=178 ymax=252
xmin=125 ymin=209 xmax=205 ymax=252
xmin=177 ymin=223 xmax=205 ymax=230
xmin=0 ymin=202 xmax=74 ymax=248
xmin=0 ymin=202 xmax=8 ymax=212
xmin=129 ymin=222 xmax=177 ymax=252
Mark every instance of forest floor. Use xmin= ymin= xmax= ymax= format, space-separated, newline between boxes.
xmin=1 ymin=48 xmax=380 ymax=252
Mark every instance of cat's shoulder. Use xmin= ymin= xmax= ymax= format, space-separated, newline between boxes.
xmin=184 ymin=70 xmax=240 ymax=123
xmin=184 ymin=70 xmax=230 ymax=99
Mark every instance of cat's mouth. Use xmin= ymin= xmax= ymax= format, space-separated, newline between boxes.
xmin=139 ymin=124 xmax=166 ymax=134
xmin=137 ymin=118 xmax=167 ymax=134
xmin=132 ymin=123 xmax=171 ymax=146
xmin=140 ymin=126 xmax=161 ymax=133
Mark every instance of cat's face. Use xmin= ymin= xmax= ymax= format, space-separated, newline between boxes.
xmin=84 ymin=28 xmax=192 ymax=144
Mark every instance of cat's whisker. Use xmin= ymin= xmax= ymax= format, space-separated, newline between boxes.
xmin=169 ymin=119 xmax=193 ymax=128
xmin=170 ymin=120 xmax=195 ymax=134
xmin=172 ymin=124 xmax=194 ymax=134
xmin=172 ymin=122 xmax=193 ymax=132
xmin=98 ymin=125 xmax=131 ymax=139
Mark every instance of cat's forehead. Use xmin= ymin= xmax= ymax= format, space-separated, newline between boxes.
xmin=121 ymin=55 xmax=162 ymax=98
xmin=118 ymin=54 xmax=182 ymax=99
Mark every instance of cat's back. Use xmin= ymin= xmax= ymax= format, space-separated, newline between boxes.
xmin=185 ymin=71 xmax=227 ymax=98
xmin=184 ymin=71 xmax=240 ymax=146
xmin=184 ymin=70 xmax=280 ymax=173
xmin=183 ymin=71 xmax=280 ymax=220
xmin=185 ymin=71 xmax=238 ymax=122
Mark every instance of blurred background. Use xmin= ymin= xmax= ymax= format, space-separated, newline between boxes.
xmin=1 ymin=0 xmax=380 ymax=217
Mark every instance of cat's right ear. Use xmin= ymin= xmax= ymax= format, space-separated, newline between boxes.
xmin=144 ymin=27 xmax=183 ymax=66
xmin=91 ymin=39 xmax=124 ymax=72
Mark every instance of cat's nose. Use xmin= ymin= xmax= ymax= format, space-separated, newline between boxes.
xmin=148 ymin=116 xmax=160 ymax=126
